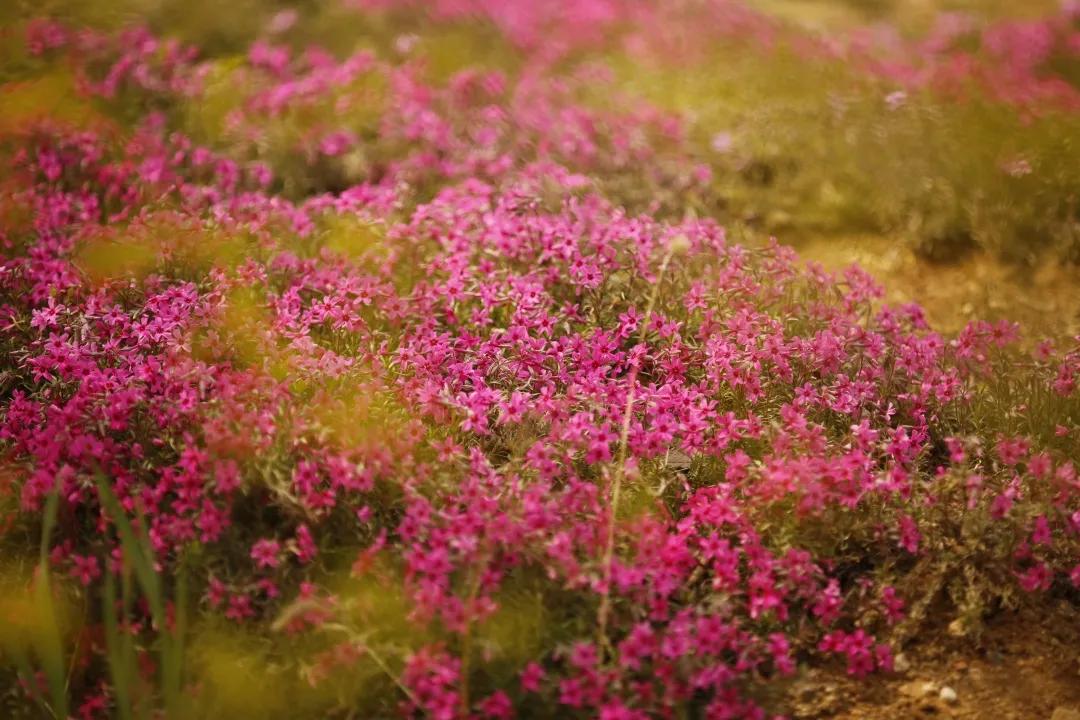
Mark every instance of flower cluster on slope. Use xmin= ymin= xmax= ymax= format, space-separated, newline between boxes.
xmin=1 ymin=6 xmax=1079 ymax=719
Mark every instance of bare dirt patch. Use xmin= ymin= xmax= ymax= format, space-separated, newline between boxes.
xmin=786 ymin=603 xmax=1080 ymax=719
xmin=794 ymin=234 xmax=1080 ymax=342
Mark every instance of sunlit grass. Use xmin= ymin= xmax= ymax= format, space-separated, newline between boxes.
xmin=605 ymin=41 xmax=1080 ymax=262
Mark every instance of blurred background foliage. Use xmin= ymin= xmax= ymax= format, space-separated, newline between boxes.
xmin=3 ymin=0 xmax=1076 ymax=338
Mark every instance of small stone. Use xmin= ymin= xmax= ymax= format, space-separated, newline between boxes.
xmin=1051 ymin=708 xmax=1080 ymax=720
xmin=665 ymin=448 xmax=692 ymax=471
xmin=894 ymin=652 xmax=911 ymax=673
xmin=899 ymin=681 xmax=923 ymax=698
xmin=902 ymin=680 xmax=939 ymax=698
xmin=938 ymin=686 xmax=957 ymax=704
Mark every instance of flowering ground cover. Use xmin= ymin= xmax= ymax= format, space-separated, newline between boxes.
xmin=1 ymin=1 xmax=1079 ymax=718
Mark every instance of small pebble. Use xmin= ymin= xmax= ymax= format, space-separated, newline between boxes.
xmin=912 ymin=681 xmax=937 ymax=698
xmin=894 ymin=653 xmax=911 ymax=673
xmin=939 ymin=686 xmax=958 ymax=704
xmin=898 ymin=681 xmax=924 ymax=698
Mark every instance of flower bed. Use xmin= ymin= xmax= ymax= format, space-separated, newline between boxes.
xmin=1 ymin=4 xmax=1079 ymax=719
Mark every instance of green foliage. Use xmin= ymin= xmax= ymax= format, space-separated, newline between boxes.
xmin=608 ymin=43 xmax=1080 ymax=262
xmin=94 ymin=474 xmax=188 ymax=719
xmin=0 ymin=483 xmax=69 ymax=720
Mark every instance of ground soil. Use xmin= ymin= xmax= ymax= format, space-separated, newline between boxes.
xmin=786 ymin=602 xmax=1080 ymax=719
xmin=794 ymin=234 xmax=1080 ymax=343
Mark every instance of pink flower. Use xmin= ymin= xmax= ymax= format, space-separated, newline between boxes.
xmin=618 ymin=623 xmax=655 ymax=670
xmin=881 ymin=586 xmax=905 ymax=624
xmin=250 ymin=538 xmax=282 ymax=569
xmin=206 ymin=577 xmax=228 ymax=609
xmin=768 ymin=633 xmax=795 ymax=675
xmin=477 ymin=691 xmax=513 ymax=719
xmin=1017 ymin=562 xmax=1053 ymax=592
xmin=520 ymin=662 xmax=545 ymax=693
xmin=1031 ymin=515 xmax=1053 ymax=546
xmin=812 ymin=579 xmax=843 ymax=624
xmin=69 ymin=554 xmax=101 ymax=586
xmin=293 ymin=524 xmax=318 ymax=563
xmin=318 ymin=131 xmax=357 ymax=157
xmin=225 ymin=593 xmax=254 ymax=621
xmin=996 ymin=436 xmax=1030 ymax=466
xmin=898 ymin=515 xmax=921 ymax=554
xmin=990 ymin=480 xmax=1020 ymax=519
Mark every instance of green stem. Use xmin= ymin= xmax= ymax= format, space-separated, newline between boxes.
xmin=596 ymin=241 xmax=678 ymax=653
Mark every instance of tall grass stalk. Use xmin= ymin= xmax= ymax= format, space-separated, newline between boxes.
xmin=93 ymin=473 xmax=188 ymax=719
xmin=596 ymin=237 xmax=682 ymax=653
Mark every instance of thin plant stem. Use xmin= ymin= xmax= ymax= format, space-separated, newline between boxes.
xmin=596 ymin=240 xmax=679 ymax=652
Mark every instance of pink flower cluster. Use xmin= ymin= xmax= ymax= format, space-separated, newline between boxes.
xmin=2 ymin=7 xmax=1079 ymax=719
xmin=349 ymin=0 xmax=1080 ymax=115
xmin=844 ymin=6 xmax=1080 ymax=115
